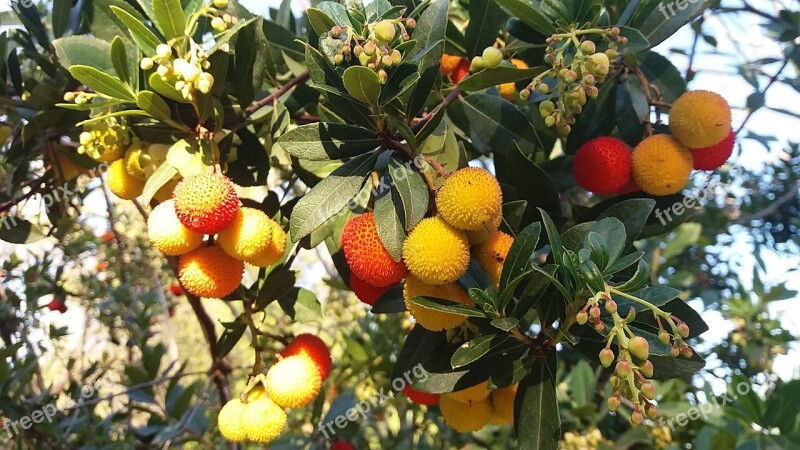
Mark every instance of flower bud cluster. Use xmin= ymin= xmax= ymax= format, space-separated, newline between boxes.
xmin=328 ymin=18 xmax=416 ymax=83
xmin=77 ymin=119 xmax=132 ymax=163
xmin=140 ymin=43 xmax=215 ymax=101
xmin=206 ymin=0 xmax=237 ymax=32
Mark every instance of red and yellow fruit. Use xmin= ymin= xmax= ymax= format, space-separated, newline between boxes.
xmin=448 ymin=380 xmax=491 ymax=403
xmin=173 ymin=173 xmax=240 ymax=234
xmin=108 ymin=159 xmax=145 ymax=200
xmin=403 ymin=385 xmax=440 ymax=406
xmin=342 ymin=212 xmax=408 ymax=287
xmin=451 ymin=59 xmax=470 ymax=84
xmin=631 ymin=134 xmax=693 ymax=196
xmin=498 ymin=58 xmax=529 ymax=101
xmin=490 ymin=384 xmax=518 ymax=425
xmin=241 ymin=397 xmax=287 ymax=444
xmin=178 ymin=245 xmax=244 ymax=298
xmin=218 ymin=398 xmax=248 ymax=442
xmin=246 ymin=218 xmax=287 ymax=267
xmin=350 ymin=273 xmax=391 ymax=306
xmin=403 ymin=217 xmax=470 ymax=285
xmin=669 ymin=90 xmax=731 ymax=148
xmin=148 ymin=200 xmax=204 ymax=255
xmin=281 ymin=334 xmax=332 ymax=381
xmin=573 ymin=137 xmax=632 ymax=195
xmin=440 ymin=54 xmax=463 ymax=76
xmin=265 ymin=355 xmax=323 ymax=408
xmin=691 ymin=131 xmax=736 ymax=170
xmin=474 ymin=231 xmax=514 ymax=289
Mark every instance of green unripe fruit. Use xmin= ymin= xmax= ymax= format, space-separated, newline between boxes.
xmin=590 ymin=53 xmax=610 ymax=76
xmin=364 ymin=41 xmax=376 ymax=56
xmin=334 ymin=54 xmax=344 ymax=64
xmin=544 ymin=53 xmax=555 ymax=64
xmin=481 ymin=47 xmax=503 ymax=68
xmin=213 ymin=0 xmax=228 ymax=8
xmin=544 ymin=116 xmax=556 ymax=127
xmin=330 ymin=26 xmax=342 ymax=38
xmin=469 ymin=56 xmax=485 ymax=72
xmin=211 ymin=16 xmax=226 ymax=32
xmin=606 ymin=48 xmax=619 ymax=59
xmin=520 ymin=88 xmax=531 ymax=100
xmin=658 ymin=330 xmax=670 ymax=345
xmin=539 ymin=84 xmax=549 ymax=94
xmin=599 ymin=349 xmax=614 ymax=367
xmin=579 ymin=40 xmax=596 ymax=55
xmin=628 ymin=336 xmax=650 ymax=361
xmin=374 ymin=20 xmax=396 ymax=43
xmin=539 ymin=100 xmax=555 ymax=117
xmin=564 ymin=69 xmax=578 ymax=84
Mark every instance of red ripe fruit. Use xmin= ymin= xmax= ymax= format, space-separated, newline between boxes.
xmin=331 ymin=442 xmax=355 ymax=450
xmin=341 ymin=212 xmax=408 ymax=287
xmin=281 ymin=334 xmax=333 ymax=381
xmin=615 ymin=177 xmax=641 ymax=195
xmin=169 ymin=283 xmax=184 ymax=296
xmin=350 ymin=273 xmax=391 ymax=306
xmin=402 ymin=385 xmax=440 ymax=406
xmin=691 ymin=131 xmax=736 ymax=170
xmin=451 ymin=59 xmax=470 ymax=84
xmin=573 ymin=137 xmax=632 ymax=195
xmin=173 ymin=173 xmax=240 ymax=234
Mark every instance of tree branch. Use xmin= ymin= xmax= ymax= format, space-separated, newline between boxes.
xmin=732 ymin=182 xmax=799 ymax=225
xmin=225 ymin=71 xmax=310 ymax=128
xmin=410 ymin=87 xmax=461 ymax=134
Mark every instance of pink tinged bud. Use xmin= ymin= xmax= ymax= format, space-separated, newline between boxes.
xmin=590 ymin=305 xmax=601 ymax=319
xmin=670 ymin=343 xmax=680 ymax=357
xmin=645 ymin=403 xmax=658 ymax=419
xmin=628 ymin=336 xmax=650 ymax=361
xmin=641 ymin=382 xmax=656 ymax=400
xmin=631 ymin=409 xmax=644 ymax=425
xmin=616 ymin=360 xmax=631 ymax=378
xmin=576 ymin=311 xmax=588 ymax=325
xmin=609 ymin=375 xmax=620 ymax=388
xmin=640 ymin=360 xmax=654 ymax=378
xmin=599 ymin=348 xmax=614 ymax=367
xmin=608 ymin=395 xmax=621 ymax=412
xmin=658 ymin=330 xmax=670 ymax=345
xmin=594 ymin=320 xmax=605 ymax=332
xmin=681 ymin=345 xmax=694 ymax=358
xmin=605 ymin=299 xmax=617 ymax=314
xmin=678 ymin=323 xmax=690 ymax=338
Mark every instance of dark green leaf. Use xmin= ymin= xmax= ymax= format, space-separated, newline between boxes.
xmin=374 ymin=186 xmax=405 ymax=261
xmin=463 ymin=0 xmax=508 ymax=57
xmin=52 ymin=0 xmax=72 ymax=38
xmin=408 ymin=296 xmax=487 ymax=318
xmin=597 ymin=198 xmax=655 ymax=248
xmin=494 ymin=0 xmax=555 ymax=35
xmin=110 ymin=37 xmax=131 ymax=85
xmin=617 ymin=26 xmax=650 ymax=54
xmin=506 ymin=143 xmax=561 ymax=214
xmin=276 ymin=123 xmax=379 ymax=161
xmin=69 ymin=65 xmax=135 ymax=101
xmin=451 ymin=334 xmax=516 ymax=368
xmin=458 ymin=65 xmax=545 ymax=91
xmin=307 ymin=8 xmax=337 ymax=35
xmin=491 ymin=317 xmax=519 ymax=332
xmin=153 ymin=0 xmax=186 ymax=40
xmin=499 ymin=222 xmax=541 ymax=291
xmin=110 ymin=6 xmax=161 ymax=56
xmin=53 ymin=36 xmax=114 ymax=73
xmin=590 ymin=217 xmax=626 ymax=265
xmin=216 ymin=318 xmax=246 ymax=358
xmin=342 ymin=65 xmax=381 ymax=106
xmin=639 ymin=51 xmax=686 ymax=103
xmin=389 ymin=157 xmax=429 ymax=231
xmin=463 ymin=94 xmax=543 ymax=154
xmin=515 ymin=352 xmax=560 ymax=450
xmin=0 ymin=218 xmax=47 ymax=244
xmin=279 ymin=288 xmax=324 ymax=322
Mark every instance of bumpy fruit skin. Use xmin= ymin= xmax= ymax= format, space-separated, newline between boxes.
xmin=448 ymin=380 xmax=490 ymax=403
xmin=246 ymin=218 xmax=287 ymax=267
xmin=218 ymin=398 xmax=248 ymax=442
xmin=669 ymin=90 xmax=731 ymax=148
xmin=403 ymin=275 xmax=474 ymax=331
xmin=241 ymin=397 xmax=287 ymax=444
xmin=437 ymin=167 xmax=503 ymax=231
xmin=615 ymin=177 xmax=641 ymax=195
xmin=691 ymin=131 xmax=735 ymax=170
xmin=265 ymin=355 xmax=323 ymax=408
xmin=108 ymin=159 xmax=145 ymax=200
xmin=402 ymin=385 xmax=440 ymax=406
xmin=148 ymin=200 xmax=204 ymax=255
xmin=217 ymin=207 xmax=272 ymax=261
xmin=631 ymin=134 xmax=693 ymax=196
xmin=342 ymin=213 xmax=408 ymax=287
xmin=467 ymin=212 xmax=502 ymax=245
xmin=451 ymin=59 xmax=470 ymax=84
xmin=440 ymin=54 xmax=463 ymax=76
xmin=474 ymin=231 xmax=514 ymax=289
xmin=403 ymin=217 xmax=470 ymax=285
xmin=498 ymin=58 xmax=529 ymax=101
xmin=439 ymin=395 xmax=493 ymax=432
xmin=350 ymin=273 xmax=391 ymax=306
xmin=490 ymin=384 xmax=518 ymax=425
xmin=173 ymin=173 xmax=240 ymax=234
xmin=178 ymin=245 xmax=244 ymax=298
xmin=573 ymin=137 xmax=632 ymax=195
xmin=281 ymin=334 xmax=332 ymax=381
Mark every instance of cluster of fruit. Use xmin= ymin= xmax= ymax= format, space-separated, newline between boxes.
xmin=205 ymin=0 xmax=236 ymax=33
xmin=573 ymin=90 xmax=734 ymax=196
xmin=342 ymin=168 xmax=511 ymax=328
xmin=559 ymin=428 xmax=611 ymax=450
xmin=140 ymin=42 xmax=215 ymax=101
xmin=218 ymin=334 xmax=332 ymax=444
xmin=439 ymin=49 xmax=531 ymax=102
xmin=145 ymin=173 xmax=286 ymax=298
xmin=328 ymin=18 xmax=415 ymax=83
xmin=405 ymin=380 xmax=518 ymax=432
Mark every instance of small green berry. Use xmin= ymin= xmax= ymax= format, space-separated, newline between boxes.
xmin=481 ymin=47 xmax=503 ymax=68
xmin=579 ymin=40 xmax=596 ymax=55
xmin=374 ymin=20 xmax=396 ymax=43
xmin=628 ymin=336 xmax=650 ymax=361
xmin=469 ymin=56 xmax=485 ymax=73
xmin=599 ymin=349 xmax=614 ymax=367
xmin=212 ymin=0 xmax=228 ymax=8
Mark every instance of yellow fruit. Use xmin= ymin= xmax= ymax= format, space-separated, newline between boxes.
xmin=217 ymin=207 xmax=273 ymax=261
xmin=490 ymin=384 xmax=518 ymax=425
xmin=448 ymin=380 xmax=490 ymax=403
xmin=246 ymin=218 xmax=287 ymax=267
xmin=265 ymin=355 xmax=322 ymax=408
xmin=440 ymin=395 xmax=493 ymax=432
xmin=403 ymin=275 xmax=474 ymax=331
xmin=124 ymin=142 xmax=150 ymax=180
xmin=218 ymin=398 xmax=248 ymax=442
xmin=403 ymin=217 xmax=470 ymax=285
xmin=178 ymin=245 xmax=244 ymax=298
xmin=669 ymin=90 xmax=731 ymax=148
xmin=474 ymin=231 xmax=514 ymax=289
xmin=467 ymin=212 xmax=502 ymax=245
xmin=436 ymin=167 xmax=503 ymax=231
xmin=498 ymin=59 xmax=529 ymax=102
xmin=107 ymin=159 xmax=145 ymax=200
xmin=147 ymin=200 xmax=204 ymax=256
xmin=631 ymin=134 xmax=693 ymax=196
xmin=242 ymin=397 xmax=287 ymax=444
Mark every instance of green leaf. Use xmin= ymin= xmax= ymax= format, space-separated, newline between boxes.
xmin=627 ymin=0 xmax=708 ymax=49
xmin=606 ymin=251 xmax=644 ymax=275
xmin=499 ymin=222 xmax=541 ymax=291
xmin=451 ymin=334 xmax=515 ymax=368
xmin=613 ymin=286 xmax=680 ymax=312
xmin=374 ymin=186 xmax=405 ymax=261
xmin=463 ymin=0 xmax=508 ymax=58
xmin=290 ymin=153 xmax=377 ymax=241
xmin=307 ymin=8 xmax=337 ymax=36
xmin=257 ymin=270 xmax=297 ymax=309
xmin=408 ymin=296 xmax=487 ymax=318
xmin=567 ymin=360 xmax=595 ymax=407
xmin=380 ymin=63 xmax=420 ymax=106
xmin=141 ymin=162 xmax=178 ymax=205
xmin=68 ymin=65 xmax=135 ymax=101
xmin=491 ymin=317 xmax=519 ymax=332
xmin=276 ymin=123 xmax=379 ymax=161
xmin=515 ymin=352 xmax=560 ymax=450
xmin=494 ymin=0 xmax=555 ymax=36
xmin=279 ymin=287 xmax=324 ymax=322
xmin=110 ymin=37 xmax=131 ymax=85
xmin=316 ymin=1 xmax=354 ymax=29
xmin=590 ymin=218 xmax=626 ymax=265
xmin=405 ymin=0 xmax=448 ymax=117
xmin=153 ymin=0 xmax=186 ymax=40
xmin=392 ymin=326 xmax=447 ymax=383
xmin=148 ymin=72 xmax=187 ymax=103
xmin=459 ymin=65 xmax=545 ymax=92
xmin=216 ymin=318 xmax=247 ymax=358
xmin=662 ymin=222 xmax=702 ymax=260
xmin=389 ymin=157 xmax=429 ymax=231
xmin=539 ymin=208 xmax=565 ymax=267
xmin=639 ymin=51 xmax=686 ymax=103
xmin=53 ymin=36 xmax=114 ymax=73
xmin=617 ymin=26 xmax=650 ymax=55
xmin=0 ymin=218 xmax=47 ymax=244
xmin=506 ymin=144 xmax=561 ymax=215
xmin=463 ymin=94 xmax=543 ymax=155
xmin=110 ymin=6 xmax=162 ymax=56
xmin=597 ymin=198 xmax=656 ymax=249
xmin=52 ymin=0 xmax=72 ymax=38
xmin=342 ymin=65 xmax=382 ymax=107
xmin=137 ymin=91 xmax=173 ymax=123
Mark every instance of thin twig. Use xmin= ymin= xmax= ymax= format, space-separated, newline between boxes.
xmin=410 ymin=87 xmax=461 ymax=134
xmin=732 ymin=182 xmax=799 ymax=225
xmin=225 ymin=71 xmax=310 ymax=128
